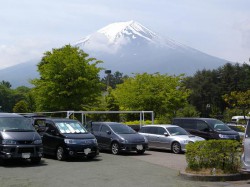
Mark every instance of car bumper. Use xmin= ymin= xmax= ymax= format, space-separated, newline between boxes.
xmin=0 ymin=145 xmax=43 ymax=159
xmin=64 ymin=144 xmax=99 ymax=158
xmin=119 ymin=143 xmax=148 ymax=152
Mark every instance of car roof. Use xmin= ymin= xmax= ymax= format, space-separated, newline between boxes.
xmin=0 ymin=113 xmax=24 ymax=118
xmin=91 ymin=122 xmax=124 ymax=126
xmin=141 ymin=124 xmax=179 ymax=128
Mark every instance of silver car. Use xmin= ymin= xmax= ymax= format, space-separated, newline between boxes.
xmin=138 ymin=124 xmax=205 ymax=154
xmin=242 ymin=120 xmax=250 ymax=172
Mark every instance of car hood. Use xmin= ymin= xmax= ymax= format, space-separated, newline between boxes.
xmin=1 ymin=131 xmax=41 ymax=141
xmin=118 ymin=133 xmax=145 ymax=143
xmin=62 ymin=133 xmax=95 ymax=139
xmin=174 ymin=135 xmax=205 ymax=142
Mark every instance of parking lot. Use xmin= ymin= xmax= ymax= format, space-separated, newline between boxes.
xmin=1 ymin=150 xmax=250 ymax=187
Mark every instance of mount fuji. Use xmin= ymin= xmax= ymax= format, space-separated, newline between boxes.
xmin=75 ymin=20 xmax=229 ymax=75
xmin=0 ymin=20 xmax=229 ymax=88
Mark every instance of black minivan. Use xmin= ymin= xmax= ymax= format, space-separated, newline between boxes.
xmin=172 ymin=118 xmax=240 ymax=141
xmin=42 ymin=118 xmax=99 ymax=161
xmin=0 ymin=113 xmax=43 ymax=164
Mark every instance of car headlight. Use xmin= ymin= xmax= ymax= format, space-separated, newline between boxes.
xmin=120 ymin=137 xmax=128 ymax=143
xmin=2 ymin=140 xmax=17 ymax=145
xmin=143 ymin=136 xmax=148 ymax=143
xmin=33 ymin=140 xmax=42 ymax=144
xmin=64 ymin=139 xmax=77 ymax=144
xmin=219 ymin=134 xmax=229 ymax=139
xmin=182 ymin=140 xmax=193 ymax=144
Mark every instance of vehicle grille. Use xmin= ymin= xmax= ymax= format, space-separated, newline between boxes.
xmin=17 ymin=140 xmax=33 ymax=145
xmin=18 ymin=147 xmax=35 ymax=153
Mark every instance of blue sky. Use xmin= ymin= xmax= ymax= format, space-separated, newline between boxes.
xmin=0 ymin=0 xmax=250 ymax=69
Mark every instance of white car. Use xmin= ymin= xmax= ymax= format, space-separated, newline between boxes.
xmin=138 ymin=124 xmax=204 ymax=154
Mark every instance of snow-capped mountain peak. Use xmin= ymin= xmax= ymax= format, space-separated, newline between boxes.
xmin=97 ymin=20 xmax=158 ymax=43
xmin=75 ymin=20 xmax=165 ymax=53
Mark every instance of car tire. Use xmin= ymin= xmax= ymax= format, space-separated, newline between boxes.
xmin=172 ymin=142 xmax=182 ymax=154
xmin=56 ymin=146 xmax=66 ymax=161
xmin=111 ymin=142 xmax=120 ymax=155
xmin=31 ymin=157 xmax=41 ymax=164
xmin=137 ymin=150 xmax=145 ymax=155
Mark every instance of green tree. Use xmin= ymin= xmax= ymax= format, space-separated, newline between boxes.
xmin=112 ymin=73 xmax=190 ymax=121
xmin=223 ymin=90 xmax=250 ymax=118
xmin=31 ymin=45 xmax=103 ymax=111
xmin=101 ymin=71 xmax=128 ymax=90
xmin=13 ymin=100 xmax=29 ymax=113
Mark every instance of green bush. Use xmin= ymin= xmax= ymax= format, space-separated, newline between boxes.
xmin=185 ymin=140 xmax=242 ymax=174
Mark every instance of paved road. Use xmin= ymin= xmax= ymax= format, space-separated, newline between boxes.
xmin=0 ymin=150 xmax=250 ymax=187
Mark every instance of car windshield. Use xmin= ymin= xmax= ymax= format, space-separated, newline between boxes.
xmin=110 ymin=124 xmax=136 ymax=134
xmin=55 ymin=121 xmax=88 ymax=133
xmin=167 ymin=127 xmax=189 ymax=136
xmin=208 ymin=120 xmax=232 ymax=131
xmin=0 ymin=117 xmax=35 ymax=132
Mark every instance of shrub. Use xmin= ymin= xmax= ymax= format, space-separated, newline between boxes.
xmin=185 ymin=140 xmax=242 ymax=174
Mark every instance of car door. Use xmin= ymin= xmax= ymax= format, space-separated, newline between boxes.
xmin=97 ymin=125 xmax=112 ymax=149
xmin=42 ymin=122 xmax=61 ymax=154
xmin=243 ymin=121 xmax=250 ymax=167
xmin=156 ymin=127 xmax=171 ymax=149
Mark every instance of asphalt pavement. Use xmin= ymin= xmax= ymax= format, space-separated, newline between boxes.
xmin=0 ymin=150 xmax=250 ymax=187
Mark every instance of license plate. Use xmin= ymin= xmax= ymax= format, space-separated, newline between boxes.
xmin=136 ymin=145 xmax=143 ymax=150
xmin=84 ymin=148 xmax=91 ymax=155
xmin=22 ymin=153 xmax=31 ymax=158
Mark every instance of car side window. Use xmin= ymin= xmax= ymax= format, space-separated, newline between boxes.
xmin=139 ymin=127 xmax=147 ymax=133
xmin=197 ymin=121 xmax=209 ymax=132
xmin=45 ymin=123 xmax=57 ymax=135
xmin=147 ymin=127 xmax=158 ymax=134
xmin=92 ymin=124 xmax=101 ymax=132
xmin=100 ymin=125 xmax=110 ymax=133
xmin=157 ymin=127 xmax=166 ymax=135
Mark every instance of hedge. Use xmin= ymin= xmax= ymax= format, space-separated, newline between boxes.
xmin=185 ymin=140 xmax=242 ymax=174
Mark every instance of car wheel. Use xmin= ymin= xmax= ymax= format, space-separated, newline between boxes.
xmin=137 ymin=150 xmax=145 ymax=155
xmin=111 ymin=142 xmax=120 ymax=155
xmin=31 ymin=157 xmax=41 ymax=164
xmin=56 ymin=146 xmax=66 ymax=161
xmin=172 ymin=142 xmax=182 ymax=154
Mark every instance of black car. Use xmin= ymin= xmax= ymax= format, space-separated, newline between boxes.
xmin=88 ymin=122 xmax=148 ymax=155
xmin=172 ymin=118 xmax=240 ymax=141
xmin=0 ymin=113 xmax=43 ymax=164
xmin=42 ymin=118 xmax=99 ymax=161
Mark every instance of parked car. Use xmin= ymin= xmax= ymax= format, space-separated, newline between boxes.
xmin=242 ymin=120 xmax=250 ymax=172
xmin=42 ymin=118 xmax=99 ymax=161
xmin=0 ymin=113 xmax=43 ymax=164
xmin=226 ymin=123 xmax=245 ymax=139
xmin=138 ymin=124 xmax=204 ymax=154
xmin=88 ymin=122 xmax=148 ymax=155
xmin=172 ymin=118 xmax=240 ymax=141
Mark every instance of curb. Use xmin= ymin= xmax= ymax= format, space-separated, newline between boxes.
xmin=179 ymin=171 xmax=250 ymax=182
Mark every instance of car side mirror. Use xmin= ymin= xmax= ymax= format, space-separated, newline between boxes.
xmin=164 ymin=132 xmax=169 ymax=136
xmin=106 ymin=130 xmax=111 ymax=135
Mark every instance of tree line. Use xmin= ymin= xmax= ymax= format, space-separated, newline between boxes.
xmin=0 ymin=45 xmax=249 ymax=123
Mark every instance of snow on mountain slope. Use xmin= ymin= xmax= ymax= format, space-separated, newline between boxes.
xmin=75 ymin=20 xmax=184 ymax=53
